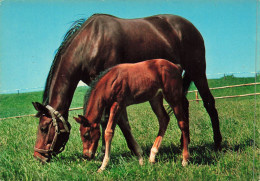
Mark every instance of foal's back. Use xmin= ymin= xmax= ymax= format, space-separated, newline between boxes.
xmin=106 ymin=59 xmax=183 ymax=105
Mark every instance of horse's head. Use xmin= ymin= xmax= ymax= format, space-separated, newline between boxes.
xmin=74 ymin=115 xmax=100 ymax=160
xmin=32 ymin=102 xmax=71 ymax=163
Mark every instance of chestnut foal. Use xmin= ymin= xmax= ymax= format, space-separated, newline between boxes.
xmin=74 ymin=59 xmax=189 ymax=172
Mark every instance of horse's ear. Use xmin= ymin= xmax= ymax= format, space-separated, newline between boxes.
xmin=32 ymin=102 xmax=49 ymax=117
xmin=32 ymin=102 xmax=45 ymax=111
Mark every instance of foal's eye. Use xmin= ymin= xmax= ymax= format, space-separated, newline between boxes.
xmin=83 ymin=131 xmax=91 ymax=140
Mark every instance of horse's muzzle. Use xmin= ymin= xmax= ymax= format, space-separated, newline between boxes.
xmin=33 ymin=151 xmax=51 ymax=163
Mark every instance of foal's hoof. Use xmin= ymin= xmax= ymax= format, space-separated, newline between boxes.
xmin=149 ymin=158 xmax=156 ymax=164
xmin=97 ymin=168 xmax=104 ymax=173
xmin=182 ymin=160 xmax=188 ymax=167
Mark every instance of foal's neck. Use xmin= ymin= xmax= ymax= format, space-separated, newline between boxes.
xmin=85 ymin=87 xmax=105 ymax=124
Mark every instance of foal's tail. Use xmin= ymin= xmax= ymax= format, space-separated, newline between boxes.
xmin=166 ymin=71 xmax=192 ymax=116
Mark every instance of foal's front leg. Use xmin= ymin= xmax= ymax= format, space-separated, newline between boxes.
xmin=99 ymin=108 xmax=143 ymax=164
xmin=98 ymin=102 xmax=121 ymax=173
xmin=149 ymin=95 xmax=170 ymax=163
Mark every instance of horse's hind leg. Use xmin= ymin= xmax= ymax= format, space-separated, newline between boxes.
xmin=149 ymin=94 xmax=170 ymax=163
xmin=117 ymin=108 xmax=143 ymax=165
xmin=193 ymin=74 xmax=222 ymax=150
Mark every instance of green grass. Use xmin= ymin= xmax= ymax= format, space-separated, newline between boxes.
xmin=0 ymin=76 xmax=259 ymax=180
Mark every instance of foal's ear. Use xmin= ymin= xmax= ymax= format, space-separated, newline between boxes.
xmin=74 ymin=116 xmax=82 ymax=124
xmin=74 ymin=115 xmax=87 ymax=123
xmin=176 ymin=64 xmax=183 ymax=74
xmin=74 ymin=115 xmax=90 ymax=126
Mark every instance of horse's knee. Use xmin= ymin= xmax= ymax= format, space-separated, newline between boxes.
xmin=202 ymin=94 xmax=215 ymax=109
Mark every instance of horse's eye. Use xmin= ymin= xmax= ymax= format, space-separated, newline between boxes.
xmin=40 ymin=126 xmax=48 ymax=133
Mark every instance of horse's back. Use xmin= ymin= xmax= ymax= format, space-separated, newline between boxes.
xmin=78 ymin=14 xmax=206 ymax=83
xmin=85 ymin=14 xmax=204 ymax=65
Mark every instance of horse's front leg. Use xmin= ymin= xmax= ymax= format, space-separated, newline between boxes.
xmin=98 ymin=102 xmax=121 ymax=173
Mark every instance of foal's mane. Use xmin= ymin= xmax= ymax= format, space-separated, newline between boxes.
xmin=83 ymin=68 xmax=111 ymax=114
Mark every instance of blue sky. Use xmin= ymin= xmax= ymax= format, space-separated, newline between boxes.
xmin=0 ymin=0 xmax=259 ymax=93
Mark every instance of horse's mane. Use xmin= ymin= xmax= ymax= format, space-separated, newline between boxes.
xmin=42 ymin=18 xmax=87 ymax=105
xmin=83 ymin=68 xmax=111 ymax=114
xmin=42 ymin=14 xmax=117 ymax=105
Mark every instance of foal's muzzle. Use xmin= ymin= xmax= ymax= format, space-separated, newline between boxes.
xmin=83 ymin=150 xmax=94 ymax=160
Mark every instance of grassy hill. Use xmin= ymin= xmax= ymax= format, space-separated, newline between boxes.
xmin=0 ymin=76 xmax=259 ymax=180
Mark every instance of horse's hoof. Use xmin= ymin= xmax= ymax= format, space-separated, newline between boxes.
xmin=215 ymin=144 xmax=222 ymax=151
xmin=182 ymin=160 xmax=188 ymax=167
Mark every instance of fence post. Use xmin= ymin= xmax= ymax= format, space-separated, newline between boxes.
xmin=195 ymin=90 xmax=199 ymax=103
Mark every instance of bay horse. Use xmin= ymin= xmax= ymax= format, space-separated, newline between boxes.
xmin=74 ymin=59 xmax=189 ymax=172
xmin=32 ymin=14 xmax=222 ymax=163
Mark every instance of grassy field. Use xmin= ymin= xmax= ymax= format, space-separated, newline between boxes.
xmin=0 ymin=76 xmax=259 ymax=180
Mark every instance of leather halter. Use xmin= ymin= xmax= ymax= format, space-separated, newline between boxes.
xmin=34 ymin=105 xmax=70 ymax=157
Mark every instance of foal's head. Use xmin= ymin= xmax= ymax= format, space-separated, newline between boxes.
xmin=74 ymin=115 xmax=100 ymax=159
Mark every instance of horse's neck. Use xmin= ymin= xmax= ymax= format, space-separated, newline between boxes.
xmin=47 ymin=69 xmax=80 ymax=117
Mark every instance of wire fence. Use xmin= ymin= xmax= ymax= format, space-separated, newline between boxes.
xmin=0 ymin=82 xmax=259 ymax=121
xmin=188 ymin=82 xmax=260 ymax=102
xmin=0 ymin=72 xmax=259 ymax=94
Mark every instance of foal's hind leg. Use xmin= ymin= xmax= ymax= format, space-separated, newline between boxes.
xmin=117 ymin=108 xmax=143 ymax=165
xmin=149 ymin=94 xmax=170 ymax=163
xmin=193 ymin=74 xmax=222 ymax=150
xmin=164 ymin=93 xmax=189 ymax=166
xmin=180 ymin=72 xmax=191 ymax=146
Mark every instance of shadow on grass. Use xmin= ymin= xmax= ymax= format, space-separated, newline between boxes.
xmin=53 ymin=138 xmax=255 ymax=166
